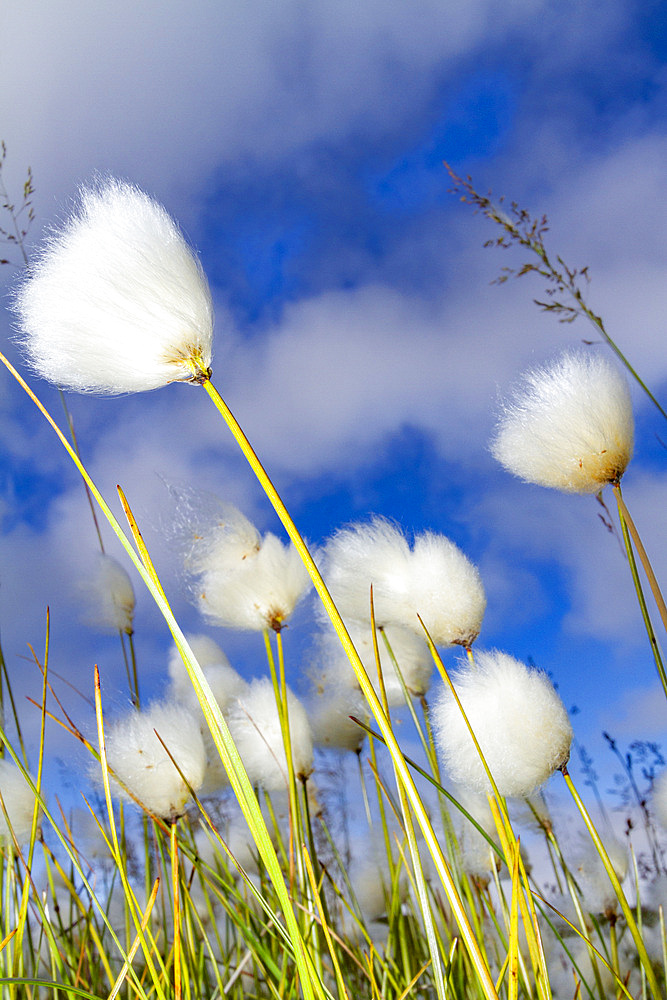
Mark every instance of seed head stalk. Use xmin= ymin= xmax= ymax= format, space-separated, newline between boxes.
xmin=560 ymin=763 xmax=662 ymax=999
xmin=200 ymin=376 xmax=500 ymax=999
xmin=612 ymin=483 xmax=667 ymax=700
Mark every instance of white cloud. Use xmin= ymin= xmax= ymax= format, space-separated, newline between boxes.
xmin=1 ymin=0 xmax=631 ymax=217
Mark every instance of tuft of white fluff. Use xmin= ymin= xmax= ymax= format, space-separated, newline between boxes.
xmin=226 ymin=677 xmax=313 ymax=789
xmin=324 ymin=518 xmax=486 ymax=646
xmin=81 ymin=553 xmax=136 ymax=634
xmin=432 ymin=650 xmax=573 ymax=797
xmin=313 ymin=618 xmax=433 ymax=704
xmin=198 ymin=533 xmax=312 ymax=632
xmin=104 ymin=702 xmax=206 ymax=821
xmin=12 ymin=178 xmax=213 ymax=394
xmin=177 ymin=496 xmax=261 ymax=578
xmin=490 ymin=350 xmax=634 ymax=494
xmin=652 ymin=769 xmax=667 ymax=831
xmin=171 ymin=490 xmax=312 ymax=632
xmin=0 ymin=759 xmax=40 ymax=845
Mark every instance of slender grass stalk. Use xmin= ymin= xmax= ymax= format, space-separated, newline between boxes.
xmin=506 ymin=838 xmax=521 ymax=1000
xmin=560 ymin=764 xmax=661 ymax=999
xmin=107 ymin=877 xmax=160 ymax=1000
xmin=611 ymin=485 xmax=667 ymax=699
xmin=659 ymin=906 xmax=667 ymax=993
xmin=301 ymin=843 xmax=351 ymax=1000
xmin=94 ymin=666 xmax=169 ymax=1000
xmin=394 ymin=783 xmax=448 ymax=1000
xmin=355 ymin=749 xmax=373 ymax=828
xmin=201 ymin=376 xmax=500 ymax=1000
xmin=13 ymin=625 xmax=50 ymax=991
xmin=171 ymin=821 xmax=182 ymax=1000
xmin=487 ymin=796 xmax=552 ymax=1000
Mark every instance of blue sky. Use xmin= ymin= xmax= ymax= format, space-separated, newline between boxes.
xmin=1 ymin=0 xmax=666 ymax=809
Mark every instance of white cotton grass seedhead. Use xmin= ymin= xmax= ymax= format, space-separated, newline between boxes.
xmin=490 ymin=350 xmax=634 ymax=494
xmin=0 ymin=759 xmax=40 ymax=845
xmin=313 ymin=618 xmax=433 ymax=704
xmin=12 ymin=178 xmax=213 ymax=394
xmin=225 ymin=677 xmax=314 ymax=789
xmin=80 ymin=553 xmax=136 ymax=634
xmin=170 ymin=488 xmax=312 ymax=632
xmin=432 ymin=649 xmax=573 ymax=797
xmin=170 ymin=488 xmax=262 ymax=579
xmin=651 ymin=768 xmax=667 ymax=830
xmin=103 ymin=702 xmax=206 ymax=821
xmin=198 ymin=533 xmax=312 ymax=632
xmin=324 ymin=517 xmax=486 ymax=647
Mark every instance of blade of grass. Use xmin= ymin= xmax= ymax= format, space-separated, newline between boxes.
xmin=107 ymin=877 xmax=160 ymax=1000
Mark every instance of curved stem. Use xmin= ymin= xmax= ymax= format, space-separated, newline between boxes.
xmin=561 ymin=765 xmax=661 ymax=1000
xmin=612 ymin=484 xmax=667 ymax=700
xmin=201 ymin=376 xmax=500 ymax=1000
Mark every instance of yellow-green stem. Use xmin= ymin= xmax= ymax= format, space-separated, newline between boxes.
xmin=202 ymin=376 xmax=500 ymax=999
xmin=612 ymin=484 xmax=667 ymax=699
xmin=560 ymin=765 xmax=661 ymax=1000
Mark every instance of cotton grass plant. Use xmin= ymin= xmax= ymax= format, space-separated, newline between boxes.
xmin=0 ymin=165 xmax=664 ymax=998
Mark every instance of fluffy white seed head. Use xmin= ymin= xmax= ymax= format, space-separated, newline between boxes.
xmin=652 ymin=769 xmax=667 ymax=831
xmin=171 ymin=490 xmax=312 ymax=632
xmin=104 ymin=703 xmax=207 ymax=821
xmin=0 ymin=760 xmax=40 ymax=845
xmin=198 ymin=533 xmax=312 ymax=632
xmin=324 ymin=518 xmax=486 ymax=646
xmin=13 ymin=178 xmax=213 ymax=394
xmin=226 ymin=677 xmax=313 ymax=789
xmin=80 ymin=553 xmax=136 ymax=634
xmin=313 ymin=619 xmax=433 ymax=704
xmin=174 ymin=492 xmax=261 ymax=579
xmin=491 ymin=350 xmax=634 ymax=494
xmin=433 ymin=649 xmax=573 ymax=797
